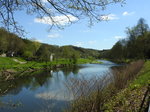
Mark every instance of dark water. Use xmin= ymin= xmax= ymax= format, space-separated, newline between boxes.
xmin=0 ymin=60 xmax=117 ymax=112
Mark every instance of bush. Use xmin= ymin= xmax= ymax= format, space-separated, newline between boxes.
xmin=66 ymin=60 xmax=145 ymax=112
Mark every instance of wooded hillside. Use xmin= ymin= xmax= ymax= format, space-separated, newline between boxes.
xmin=0 ymin=28 xmax=100 ymax=61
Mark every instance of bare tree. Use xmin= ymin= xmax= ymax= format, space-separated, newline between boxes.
xmin=0 ymin=0 xmax=125 ymax=35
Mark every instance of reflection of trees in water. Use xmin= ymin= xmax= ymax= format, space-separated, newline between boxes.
xmin=0 ymin=66 xmax=81 ymax=103
xmin=0 ymin=70 xmax=52 ymax=96
xmin=0 ymin=65 xmax=84 ymax=97
xmin=30 ymin=71 xmax=52 ymax=90
xmin=61 ymin=65 xmax=80 ymax=76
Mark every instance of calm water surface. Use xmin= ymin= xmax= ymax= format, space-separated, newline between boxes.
xmin=0 ymin=60 xmax=118 ymax=112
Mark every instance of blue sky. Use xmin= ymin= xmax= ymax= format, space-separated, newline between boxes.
xmin=15 ymin=0 xmax=150 ymax=50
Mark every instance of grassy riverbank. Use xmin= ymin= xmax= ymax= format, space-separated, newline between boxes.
xmin=104 ymin=60 xmax=150 ymax=112
xmin=66 ymin=60 xmax=150 ymax=112
xmin=0 ymin=57 xmax=101 ymax=78
xmin=0 ymin=57 xmax=102 ymax=70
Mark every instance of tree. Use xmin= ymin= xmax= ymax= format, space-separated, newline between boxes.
xmin=71 ymin=52 xmax=80 ymax=64
xmin=125 ymin=18 xmax=150 ymax=59
xmin=7 ymin=33 xmax=25 ymax=56
xmin=36 ymin=44 xmax=50 ymax=61
xmin=0 ymin=29 xmax=9 ymax=54
xmin=110 ymin=41 xmax=124 ymax=60
xmin=108 ymin=18 xmax=150 ymax=60
xmin=137 ymin=18 xmax=149 ymax=36
xmin=61 ymin=46 xmax=73 ymax=59
xmin=0 ymin=0 xmax=125 ymax=35
xmin=0 ymin=36 xmax=8 ymax=54
xmin=126 ymin=18 xmax=149 ymax=41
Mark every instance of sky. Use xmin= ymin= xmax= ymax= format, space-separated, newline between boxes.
xmin=14 ymin=0 xmax=150 ymax=50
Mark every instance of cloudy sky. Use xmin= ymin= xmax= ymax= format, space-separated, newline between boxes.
xmin=15 ymin=0 xmax=150 ymax=50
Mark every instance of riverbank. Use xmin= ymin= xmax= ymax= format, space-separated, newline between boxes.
xmin=104 ymin=60 xmax=150 ymax=111
xmin=66 ymin=60 xmax=149 ymax=112
xmin=0 ymin=57 xmax=102 ymax=79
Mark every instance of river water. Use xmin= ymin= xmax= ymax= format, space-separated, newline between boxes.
xmin=0 ymin=60 xmax=118 ymax=112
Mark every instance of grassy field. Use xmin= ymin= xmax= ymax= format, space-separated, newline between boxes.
xmin=0 ymin=57 xmax=101 ymax=73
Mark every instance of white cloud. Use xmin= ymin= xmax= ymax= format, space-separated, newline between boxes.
xmin=36 ymin=91 xmax=73 ymax=101
xmin=88 ymin=40 xmax=97 ymax=45
xmin=74 ymin=40 xmax=97 ymax=47
xmin=100 ymin=14 xmax=119 ymax=21
xmin=75 ymin=42 xmax=84 ymax=47
xmin=30 ymin=37 xmax=43 ymax=42
xmin=41 ymin=0 xmax=49 ymax=3
xmin=48 ymin=33 xmax=61 ymax=38
xmin=114 ymin=36 xmax=124 ymax=40
xmin=122 ymin=11 xmax=135 ymax=16
xmin=36 ymin=39 xmax=43 ymax=42
xmin=42 ymin=0 xmax=47 ymax=2
xmin=34 ymin=15 xmax=78 ymax=25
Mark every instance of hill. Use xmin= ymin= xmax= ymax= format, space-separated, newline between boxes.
xmin=0 ymin=28 xmax=100 ymax=61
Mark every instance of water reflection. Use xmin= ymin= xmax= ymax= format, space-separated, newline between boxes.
xmin=0 ymin=71 xmax=52 ymax=96
xmin=0 ymin=61 xmax=117 ymax=112
xmin=36 ymin=90 xmax=73 ymax=101
xmin=0 ymin=66 xmax=80 ymax=96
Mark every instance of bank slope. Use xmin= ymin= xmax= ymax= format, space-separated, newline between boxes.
xmin=104 ymin=60 xmax=150 ymax=112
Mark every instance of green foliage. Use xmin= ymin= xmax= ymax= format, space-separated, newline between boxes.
xmin=0 ymin=57 xmax=18 ymax=65
xmin=100 ymin=18 xmax=150 ymax=61
xmin=67 ymin=60 xmax=145 ymax=112
xmin=104 ymin=60 xmax=150 ymax=112
xmin=0 ymin=57 xmax=101 ymax=76
xmin=77 ymin=58 xmax=101 ymax=64
xmin=0 ymin=28 xmax=100 ymax=62
xmin=23 ymin=51 xmax=33 ymax=58
xmin=130 ymin=61 xmax=150 ymax=89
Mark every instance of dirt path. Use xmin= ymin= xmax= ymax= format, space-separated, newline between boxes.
xmin=13 ymin=59 xmax=26 ymax=64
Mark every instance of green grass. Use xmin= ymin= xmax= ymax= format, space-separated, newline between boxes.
xmin=0 ymin=57 xmax=18 ymax=65
xmin=77 ymin=58 xmax=102 ymax=64
xmin=104 ymin=60 xmax=150 ymax=112
xmin=14 ymin=57 xmax=27 ymax=62
xmin=77 ymin=58 xmax=92 ymax=64
xmin=0 ymin=57 xmax=102 ymax=75
xmin=129 ymin=60 xmax=150 ymax=89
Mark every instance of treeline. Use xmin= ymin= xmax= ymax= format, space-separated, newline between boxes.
xmin=0 ymin=28 xmax=100 ymax=61
xmin=100 ymin=18 xmax=150 ymax=62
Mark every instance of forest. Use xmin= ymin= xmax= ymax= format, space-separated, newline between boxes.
xmin=0 ymin=28 xmax=100 ymax=62
xmin=1 ymin=18 xmax=150 ymax=63
xmin=100 ymin=18 xmax=150 ymax=62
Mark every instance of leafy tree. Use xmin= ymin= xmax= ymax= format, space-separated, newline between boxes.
xmin=104 ymin=18 xmax=150 ymax=61
xmin=110 ymin=41 xmax=124 ymax=60
xmin=36 ymin=44 xmax=51 ymax=61
xmin=136 ymin=18 xmax=149 ymax=36
xmin=23 ymin=51 xmax=34 ymax=58
xmin=31 ymin=41 xmax=41 ymax=56
xmin=71 ymin=52 xmax=80 ymax=64
xmin=0 ymin=30 xmax=8 ymax=54
xmin=7 ymin=33 xmax=25 ymax=56
xmin=126 ymin=18 xmax=149 ymax=41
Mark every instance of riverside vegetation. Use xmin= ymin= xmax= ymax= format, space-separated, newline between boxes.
xmin=65 ymin=18 xmax=150 ymax=112
xmin=0 ymin=57 xmax=101 ymax=80
xmin=99 ymin=18 xmax=150 ymax=63
xmin=0 ymin=27 xmax=101 ymax=79
xmin=0 ymin=18 xmax=150 ymax=112
xmin=66 ymin=60 xmax=150 ymax=112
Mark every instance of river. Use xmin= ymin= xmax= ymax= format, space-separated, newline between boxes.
xmin=0 ymin=60 xmax=118 ymax=112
